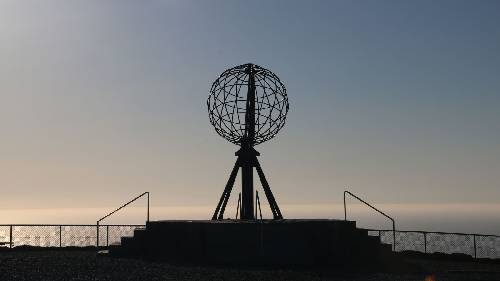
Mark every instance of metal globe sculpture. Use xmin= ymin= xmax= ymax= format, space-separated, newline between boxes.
xmin=209 ymin=63 xmax=287 ymax=220
xmin=208 ymin=63 xmax=289 ymax=146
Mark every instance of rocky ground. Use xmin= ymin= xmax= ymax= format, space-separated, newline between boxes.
xmin=0 ymin=249 xmax=499 ymax=281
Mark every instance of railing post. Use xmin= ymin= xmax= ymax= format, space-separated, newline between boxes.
xmin=343 ymin=191 xmax=347 ymax=220
xmin=147 ymin=192 xmax=150 ymax=222
xmin=423 ymin=232 xmax=427 ymax=254
xmin=9 ymin=225 xmax=13 ymax=248
xmin=392 ymin=221 xmax=396 ymax=251
xmin=106 ymin=225 xmax=109 ymax=247
xmin=96 ymin=221 xmax=99 ymax=248
xmin=255 ymin=190 xmax=258 ymax=219
xmin=473 ymin=234 xmax=477 ymax=259
xmin=59 ymin=225 xmax=62 ymax=247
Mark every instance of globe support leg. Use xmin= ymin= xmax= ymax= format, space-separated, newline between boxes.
xmin=212 ymin=160 xmax=240 ymax=220
xmin=255 ymin=159 xmax=283 ymax=220
xmin=212 ymin=147 xmax=283 ymax=220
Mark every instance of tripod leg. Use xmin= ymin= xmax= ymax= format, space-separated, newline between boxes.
xmin=212 ymin=160 xmax=240 ymax=220
xmin=255 ymin=159 xmax=283 ymax=220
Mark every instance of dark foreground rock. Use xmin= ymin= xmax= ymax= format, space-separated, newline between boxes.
xmin=0 ymin=250 xmax=499 ymax=281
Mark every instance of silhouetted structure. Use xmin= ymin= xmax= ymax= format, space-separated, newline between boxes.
xmin=111 ymin=219 xmax=394 ymax=267
xmin=208 ymin=63 xmax=288 ymax=220
xmin=109 ymin=63 xmax=396 ymax=268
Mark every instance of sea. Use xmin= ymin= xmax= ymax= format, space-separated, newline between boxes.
xmin=0 ymin=203 xmax=499 ymax=235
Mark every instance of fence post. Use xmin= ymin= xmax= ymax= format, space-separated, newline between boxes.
xmin=392 ymin=221 xmax=396 ymax=251
xmin=147 ymin=192 xmax=150 ymax=222
xmin=473 ymin=234 xmax=477 ymax=259
xmin=96 ymin=221 xmax=99 ymax=248
xmin=423 ymin=232 xmax=427 ymax=254
xmin=9 ymin=225 xmax=13 ymax=248
xmin=343 ymin=192 xmax=347 ymax=220
xmin=59 ymin=225 xmax=62 ymax=247
xmin=106 ymin=225 xmax=109 ymax=247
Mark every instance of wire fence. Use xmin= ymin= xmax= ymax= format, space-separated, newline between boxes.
xmin=366 ymin=229 xmax=500 ymax=259
xmin=1 ymin=224 xmax=499 ymax=260
xmin=0 ymin=225 xmax=144 ymax=248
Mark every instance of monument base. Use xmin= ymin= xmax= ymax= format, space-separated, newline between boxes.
xmin=109 ymin=219 xmax=392 ymax=267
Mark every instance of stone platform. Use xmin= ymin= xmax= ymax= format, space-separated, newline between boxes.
xmin=109 ymin=219 xmax=392 ymax=267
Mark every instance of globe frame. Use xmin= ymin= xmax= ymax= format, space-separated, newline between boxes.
xmin=207 ymin=63 xmax=289 ymax=146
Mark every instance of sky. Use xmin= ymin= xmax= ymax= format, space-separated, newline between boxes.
xmin=0 ymin=0 xmax=499 ymax=231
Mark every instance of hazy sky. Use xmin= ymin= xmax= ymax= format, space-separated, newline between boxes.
xmin=1 ymin=0 xmax=499 ymax=219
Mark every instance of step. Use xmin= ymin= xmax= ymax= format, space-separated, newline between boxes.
xmin=366 ymin=234 xmax=381 ymax=244
xmin=380 ymin=243 xmax=393 ymax=253
xmin=355 ymin=228 xmax=368 ymax=237
xmin=133 ymin=228 xmax=147 ymax=241
xmin=120 ymin=236 xmax=135 ymax=247
xmin=111 ymin=220 xmax=390 ymax=266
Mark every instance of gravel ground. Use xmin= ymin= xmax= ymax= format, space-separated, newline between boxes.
xmin=0 ymin=250 xmax=499 ymax=281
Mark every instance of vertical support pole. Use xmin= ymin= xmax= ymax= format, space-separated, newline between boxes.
xmin=424 ymin=232 xmax=427 ymax=254
xmin=240 ymin=193 xmax=243 ymax=219
xmin=106 ymin=225 xmax=109 ymax=247
xmin=241 ymin=158 xmax=255 ymax=220
xmin=255 ymin=190 xmax=258 ymax=219
xmin=235 ymin=193 xmax=241 ymax=219
xmin=96 ymin=221 xmax=99 ymax=248
xmin=147 ymin=192 xmax=150 ymax=222
xmin=9 ymin=225 xmax=13 ymax=249
xmin=241 ymin=63 xmax=256 ymax=220
xmin=343 ymin=192 xmax=347 ymax=221
xmin=59 ymin=225 xmax=62 ymax=248
xmin=473 ymin=234 xmax=477 ymax=259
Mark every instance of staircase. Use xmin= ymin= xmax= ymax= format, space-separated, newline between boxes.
xmin=109 ymin=219 xmax=394 ymax=267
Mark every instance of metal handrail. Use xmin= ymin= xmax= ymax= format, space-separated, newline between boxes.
xmin=344 ymin=190 xmax=396 ymax=251
xmin=96 ymin=192 xmax=149 ymax=247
